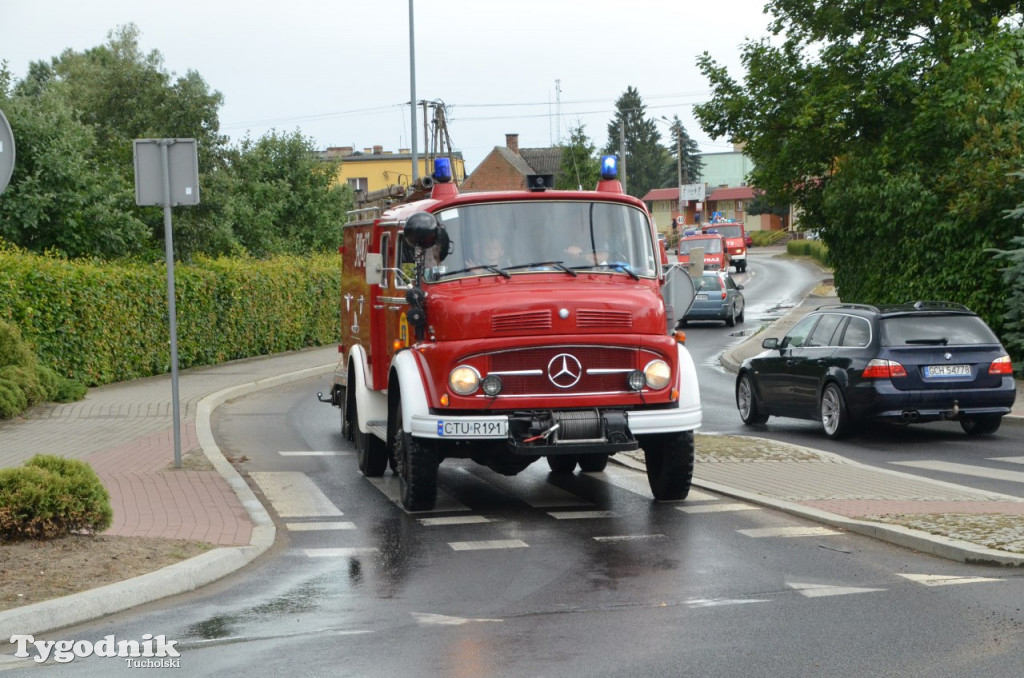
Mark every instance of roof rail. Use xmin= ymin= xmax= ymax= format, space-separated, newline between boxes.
xmin=906 ymin=300 xmax=971 ymax=311
xmin=815 ymin=303 xmax=880 ymax=313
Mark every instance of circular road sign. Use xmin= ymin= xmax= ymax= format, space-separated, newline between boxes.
xmin=0 ymin=109 xmax=15 ymax=195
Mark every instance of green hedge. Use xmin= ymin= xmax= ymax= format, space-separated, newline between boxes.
xmin=0 ymin=248 xmax=341 ymax=386
xmin=787 ymin=239 xmax=830 ymax=267
xmin=0 ymin=455 xmax=113 ymax=541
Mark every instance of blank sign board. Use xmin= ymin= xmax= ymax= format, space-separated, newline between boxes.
xmin=133 ymin=138 xmax=200 ymax=206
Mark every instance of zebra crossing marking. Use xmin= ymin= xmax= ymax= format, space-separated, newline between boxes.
xmin=897 ymin=574 xmax=1003 ymax=587
xmin=305 ymin=547 xmax=379 ymax=557
xmin=285 ymin=521 xmax=356 ymax=531
xmin=419 ymin=516 xmax=492 ymax=526
xmin=676 ymin=502 xmax=761 ymax=514
xmin=737 ymin=526 xmax=842 ymax=538
xmin=448 ymin=539 xmax=529 ymax=551
xmin=787 ymin=582 xmax=886 ymax=598
xmin=547 ymin=510 xmax=618 ymax=520
xmin=249 ymin=471 xmax=344 ymax=518
xmin=365 ymin=475 xmax=471 ymax=513
xmin=278 ymin=451 xmax=351 ymax=456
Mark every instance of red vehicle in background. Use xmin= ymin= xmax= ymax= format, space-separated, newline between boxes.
xmin=677 ymin=231 xmax=730 ymax=271
xmin=706 ymin=221 xmax=748 ymax=272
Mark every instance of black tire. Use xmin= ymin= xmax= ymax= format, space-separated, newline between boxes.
xmin=546 ymin=454 xmax=578 ymax=473
xmin=578 ymin=454 xmax=609 ymax=472
xmin=352 ymin=391 xmax=388 ymax=477
xmin=639 ymin=430 xmax=695 ymax=501
xmin=736 ymin=303 xmax=745 ymax=323
xmin=392 ymin=400 xmax=438 ymax=511
xmin=960 ymin=414 xmax=1002 ymax=435
xmin=736 ymin=373 xmax=769 ymax=425
xmin=820 ymin=382 xmax=852 ymax=439
xmin=725 ymin=304 xmax=736 ymax=327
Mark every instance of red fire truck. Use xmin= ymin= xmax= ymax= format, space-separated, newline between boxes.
xmin=707 ymin=221 xmax=748 ymax=272
xmin=322 ymin=156 xmax=701 ymax=511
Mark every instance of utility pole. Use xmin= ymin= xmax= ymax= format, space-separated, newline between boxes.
xmin=408 ymin=0 xmax=418 ymax=182
xmin=619 ymin=120 xmax=627 ymax=194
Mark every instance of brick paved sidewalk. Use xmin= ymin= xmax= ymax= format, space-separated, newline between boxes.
xmin=0 ymin=346 xmax=338 ymax=547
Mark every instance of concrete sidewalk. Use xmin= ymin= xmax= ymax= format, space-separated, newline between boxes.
xmin=1 ymin=262 xmax=1022 ymax=636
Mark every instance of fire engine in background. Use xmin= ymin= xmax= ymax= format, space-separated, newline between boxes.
xmin=320 ymin=156 xmax=701 ymax=511
xmin=707 ymin=220 xmax=748 ymax=272
xmin=677 ymin=231 xmax=730 ymax=271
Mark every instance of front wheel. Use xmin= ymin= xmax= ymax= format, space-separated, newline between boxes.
xmin=639 ymin=431 xmax=695 ymax=501
xmin=725 ymin=304 xmax=736 ymax=327
xmin=736 ymin=373 xmax=769 ymax=425
xmin=820 ymin=382 xmax=852 ymax=439
xmin=547 ymin=455 xmax=578 ymax=473
xmin=578 ymin=454 xmax=609 ymax=472
xmin=392 ymin=400 xmax=438 ymax=511
xmin=960 ymin=414 xmax=1002 ymax=435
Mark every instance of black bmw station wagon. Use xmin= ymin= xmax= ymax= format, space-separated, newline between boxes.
xmin=735 ymin=302 xmax=1017 ymax=438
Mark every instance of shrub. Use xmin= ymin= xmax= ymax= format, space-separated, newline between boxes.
xmin=0 ymin=321 xmax=34 ymax=369
xmin=34 ymin=364 xmax=61 ymax=401
xmin=0 ymin=377 xmax=28 ymax=419
xmin=0 ymin=365 xmax=47 ymax=407
xmin=0 ymin=455 xmax=113 ymax=542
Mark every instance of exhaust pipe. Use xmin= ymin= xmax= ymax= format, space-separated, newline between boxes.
xmin=901 ymin=410 xmax=920 ymax=422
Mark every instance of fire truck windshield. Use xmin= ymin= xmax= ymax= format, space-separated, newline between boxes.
xmin=422 ymin=201 xmax=657 ymax=282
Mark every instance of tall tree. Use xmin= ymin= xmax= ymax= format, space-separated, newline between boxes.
xmin=555 ymin=122 xmax=599 ymax=190
xmin=603 ymin=87 xmax=669 ymax=199
xmin=659 ymin=114 xmax=703 ymax=188
xmin=694 ymin=1 xmax=1024 ymax=346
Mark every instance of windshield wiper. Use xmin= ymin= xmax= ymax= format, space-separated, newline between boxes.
xmin=904 ymin=338 xmax=948 ymax=345
xmin=572 ymin=262 xmax=640 ymax=280
xmin=504 ymin=260 xmax=577 ymax=276
xmin=438 ymin=265 xmax=511 ymax=279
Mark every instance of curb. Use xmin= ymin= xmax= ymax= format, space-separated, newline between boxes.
xmin=0 ymin=363 xmax=336 ymax=638
xmin=611 ymin=448 xmax=1024 ymax=567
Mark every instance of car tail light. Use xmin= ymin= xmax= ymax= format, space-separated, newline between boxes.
xmin=719 ymin=278 xmax=727 ymax=300
xmin=989 ymin=355 xmax=1013 ymax=375
xmin=862 ymin=359 xmax=907 ymax=378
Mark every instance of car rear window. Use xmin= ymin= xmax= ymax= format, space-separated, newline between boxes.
xmin=880 ymin=315 xmax=1000 ymax=346
xmin=693 ymin=275 xmax=721 ymax=291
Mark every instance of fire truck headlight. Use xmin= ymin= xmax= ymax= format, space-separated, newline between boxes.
xmin=449 ymin=365 xmax=480 ymax=395
xmin=627 ymin=370 xmax=645 ymax=392
xmin=481 ymin=374 xmax=503 ymax=397
xmin=644 ymin=360 xmax=672 ymax=390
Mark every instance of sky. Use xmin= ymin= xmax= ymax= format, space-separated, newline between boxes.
xmin=0 ymin=0 xmax=775 ymax=171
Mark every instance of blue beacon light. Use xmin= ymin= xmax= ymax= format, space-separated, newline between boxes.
xmin=433 ymin=157 xmax=453 ymax=183
xmin=600 ymin=155 xmax=618 ymax=180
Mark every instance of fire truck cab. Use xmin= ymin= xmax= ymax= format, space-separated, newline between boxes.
xmin=324 ymin=156 xmax=701 ymax=511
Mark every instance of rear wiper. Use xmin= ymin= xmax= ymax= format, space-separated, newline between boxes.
xmin=438 ymin=265 xmax=511 ymax=279
xmin=904 ymin=338 xmax=948 ymax=345
xmin=504 ymin=260 xmax=577 ymax=276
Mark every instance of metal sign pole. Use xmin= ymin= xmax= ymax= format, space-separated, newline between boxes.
xmin=160 ymin=141 xmax=182 ymax=469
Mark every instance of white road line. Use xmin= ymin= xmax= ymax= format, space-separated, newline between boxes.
xmin=249 ymin=472 xmax=343 ymax=518
xmin=278 ymin=451 xmax=352 ymax=456
xmin=459 ymin=467 xmax=593 ymax=508
xmin=891 ymin=460 xmax=1024 ymax=484
xmin=448 ymin=539 xmax=529 ymax=551
xmin=547 ymin=510 xmax=618 ymax=520
xmin=737 ymin=526 xmax=842 ymax=538
xmin=897 ymin=574 xmax=1003 ymax=587
xmin=676 ymin=502 xmax=761 ymax=514
xmin=411 ymin=612 xmax=504 ymax=625
xmin=304 ymin=547 xmax=379 ymax=557
xmin=419 ymin=516 xmax=492 ymax=526
xmin=787 ymin=582 xmax=886 ymax=598
xmin=593 ymin=534 xmax=666 ymax=542
xmin=285 ymin=521 xmax=356 ymax=531
xmin=990 ymin=456 xmax=1024 ymax=465
xmin=365 ymin=475 xmax=470 ymax=513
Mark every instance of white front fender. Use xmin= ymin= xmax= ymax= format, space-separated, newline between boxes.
xmin=390 ymin=349 xmax=431 ymax=432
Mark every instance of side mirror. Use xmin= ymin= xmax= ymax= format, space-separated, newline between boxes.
xmin=403 ymin=211 xmax=439 ymax=248
xmin=762 ymin=337 xmax=780 ymax=350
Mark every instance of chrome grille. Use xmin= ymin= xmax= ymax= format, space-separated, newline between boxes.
xmin=487 ymin=345 xmax=654 ymax=396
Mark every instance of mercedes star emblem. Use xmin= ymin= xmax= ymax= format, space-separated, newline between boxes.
xmin=547 ymin=353 xmax=582 ymax=388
